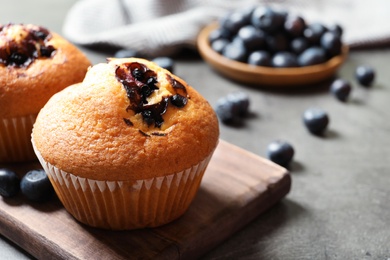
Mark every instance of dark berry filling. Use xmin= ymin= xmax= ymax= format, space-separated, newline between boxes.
xmin=0 ymin=23 xmax=56 ymax=68
xmin=167 ymin=74 xmax=188 ymax=99
xmin=170 ymin=94 xmax=188 ymax=108
xmin=115 ymin=62 xmax=188 ymax=129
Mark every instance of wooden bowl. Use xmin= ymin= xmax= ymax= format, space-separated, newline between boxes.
xmin=197 ymin=23 xmax=349 ymax=87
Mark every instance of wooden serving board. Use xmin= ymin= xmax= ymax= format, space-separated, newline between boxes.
xmin=0 ymin=140 xmax=291 ymax=259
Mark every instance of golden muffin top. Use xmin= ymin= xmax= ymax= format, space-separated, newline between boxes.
xmin=0 ymin=23 xmax=91 ymax=118
xmin=33 ymin=58 xmax=219 ymax=181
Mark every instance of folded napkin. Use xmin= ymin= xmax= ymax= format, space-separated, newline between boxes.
xmin=63 ymin=0 xmax=390 ymax=57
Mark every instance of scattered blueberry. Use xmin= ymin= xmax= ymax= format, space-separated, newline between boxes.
xmin=330 ymin=79 xmax=352 ymax=102
xmin=267 ymin=140 xmax=295 ymax=167
xmin=303 ymin=108 xmax=329 ymax=135
xmin=20 ymin=169 xmax=54 ymax=202
xmin=152 ymin=57 xmax=174 ymax=73
xmin=215 ymin=91 xmax=250 ymax=124
xmin=215 ymin=98 xmax=240 ymax=124
xmin=355 ymin=65 xmax=375 ymax=87
xmin=0 ymin=169 xmax=20 ymax=198
xmin=226 ymin=91 xmax=250 ymax=116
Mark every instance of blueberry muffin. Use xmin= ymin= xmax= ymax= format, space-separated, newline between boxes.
xmin=32 ymin=58 xmax=219 ymax=230
xmin=0 ymin=23 xmax=91 ymax=162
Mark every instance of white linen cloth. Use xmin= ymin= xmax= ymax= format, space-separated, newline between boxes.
xmin=62 ymin=0 xmax=390 ymax=56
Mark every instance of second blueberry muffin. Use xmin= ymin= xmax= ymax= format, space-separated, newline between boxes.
xmin=0 ymin=23 xmax=91 ymax=162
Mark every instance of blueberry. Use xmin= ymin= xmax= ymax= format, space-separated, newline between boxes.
xmin=239 ymin=5 xmax=257 ymax=23
xmin=221 ymin=10 xmax=250 ymax=34
xmin=284 ymin=15 xmax=306 ymax=37
xmin=303 ymin=108 xmax=329 ymax=135
xmin=0 ymin=169 xmax=20 ymax=198
xmin=213 ymin=7 xmax=344 ymax=70
xmin=131 ymin=67 xmax=144 ymax=81
xmin=328 ymin=24 xmax=343 ymax=38
xmin=141 ymin=110 xmax=155 ymax=126
xmin=152 ymin=57 xmax=174 ymax=73
xmin=330 ymin=79 xmax=352 ymax=102
xmin=237 ymin=25 xmax=266 ymax=51
xmin=266 ymin=33 xmax=289 ymax=53
xmin=215 ymin=91 xmax=250 ymax=124
xmin=215 ymin=97 xmax=240 ymax=124
xmin=222 ymin=39 xmax=247 ymax=62
xmin=211 ymin=39 xmax=229 ymax=54
xmin=208 ymin=28 xmax=231 ymax=42
xmin=251 ymin=6 xmax=285 ymax=33
xmin=267 ymin=140 xmax=295 ymax=167
xmin=20 ymin=169 xmax=54 ymax=202
xmin=248 ymin=50 xmax=271 ymax=66
xmin=320 ymin=32 xmax=342 ymax=57
xmin=298 ymin=47 xmax=327 ymax=66
xmin=40 ymin=45 xmax=56 ymax=57
xmin=170 ymin=94 xmax=187 ymax=108
xmin=272 ymin=52 xmax=298 ymax=68
xmin=32 ymin=30 xmax=49 ymax=40
xmin=9 ymin=52 xmax=29 ymax=66
xmin=303 ymin=23 xmax=327 ymax=44
xmin=290 ymin=37 xmax=310 ymax=55
xmin=226 ymin=91 xmax=250 ymax=116
xmin=141 ymin=85 xmax=154 ymax=102
xmin=218 ymin=11 xmax=232 ymax=28
xmin=114 ymin=49 xmax=142 ymax=59
xmin=355 ymin=65 xmax=375 ymax=87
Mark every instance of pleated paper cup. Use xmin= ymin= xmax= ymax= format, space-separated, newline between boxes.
xmin=0 ymin=114 xmax=37 ymax=163
xmin=33 ymin=142 xmax=213 ymax=230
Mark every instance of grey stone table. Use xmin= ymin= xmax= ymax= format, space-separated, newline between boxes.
xmin=1 ymin=1 xmax=389 ymax=259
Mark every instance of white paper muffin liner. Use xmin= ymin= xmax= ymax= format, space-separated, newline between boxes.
xmin=33 ymin=142 xmax=213 ymax=230
xmin=0 ymin=114 xmax=37 ymax=162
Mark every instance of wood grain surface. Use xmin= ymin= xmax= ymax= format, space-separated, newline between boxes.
xmin=0 ymin=140 xmax=291 ymax=259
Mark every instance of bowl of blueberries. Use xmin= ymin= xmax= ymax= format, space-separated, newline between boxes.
xmin=197 ymin=5 xmax=348 ymax=87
